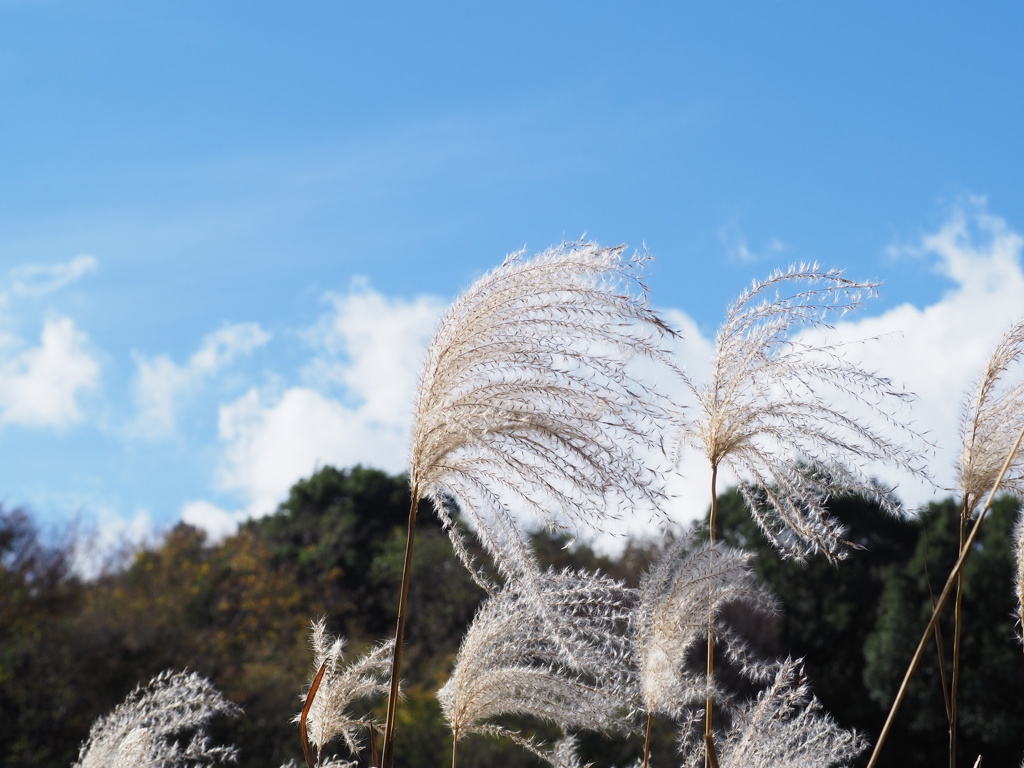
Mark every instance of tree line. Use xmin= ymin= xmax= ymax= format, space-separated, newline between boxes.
xmin=1 ymin=464 xmax=1022 ymax=768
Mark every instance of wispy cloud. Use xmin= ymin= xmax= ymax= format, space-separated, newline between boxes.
xmin=6 ymin=254 xmax=98 ymax=298
xmin=719 ymin=219 xmax=786 ymax=264
xmin=0 ymin=316 xmax=100 ymax=428
xmin=130 ymin=322 xmax=271 ymax=440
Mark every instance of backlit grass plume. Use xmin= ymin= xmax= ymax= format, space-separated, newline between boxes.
xmin=73 ymin=670 xmax=240 ymax=768
xmin=411 ymin=240 xmax=677 ymax=582
xmin=634 ymin=537 xmax=778 ymax=768
xmin=438 ymin=568 xmax=636 ymax=768
xmin=677 ymin=658 xmax=865 ymax=768
xmin=957 ymin=317 xmax=1024 ymax=510
xmin=682 ymin=264 xmax=928 ymax=561
xmin=947 ymin=316 xmax=1024 ymax=765
xmin=294 ymin=619 xmax=393 ymax=767
xmin=383 ymin=241 xmax=678 ymax=768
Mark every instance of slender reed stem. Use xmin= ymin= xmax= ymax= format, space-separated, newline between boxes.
xmin=642 ymin=711 xmax=654 ymax=768
xmin=950 ymin=503 xmax=968 ymax=768
xmin=705 ymin=463 xmax=719 ymax=768
xmin=866 ymin=422 xmax=1024 ymax=768
xmin=451 ymin=731 xmax=458 ymax=768
xmin=381 ymin=487 xmax=420 ymax=768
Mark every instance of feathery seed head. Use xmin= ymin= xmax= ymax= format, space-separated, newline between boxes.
xmin=677 ymin=658 xmax=865 ymax=768
xmin=683 ymin=265 xmax=930 ymax=560
xmin=409 ymin=241 xmax=681 ymax=584
xmin=957 ymin=317 xmax=1024 ymax=512
xmin=74 ymin=670 xmax=240 ymax=768
xmin=439 ymin=568 xmax=637 ymax=753
xmin=634 ymin=537 xmax=778 ymax=719
xmin=294 ymin=619 xmax=394 ymax=761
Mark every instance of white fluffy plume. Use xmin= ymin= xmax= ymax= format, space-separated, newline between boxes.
xmin=410 ymin=241 xmax=679 ymax=584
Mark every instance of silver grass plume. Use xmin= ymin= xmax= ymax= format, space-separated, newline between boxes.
xmin=677 ymin=658 xmax=865 ymax=768
xmin=410 ymin=240 xmax=678 ymax=585
xmin=956 ymin=316 xmax=1024 ymax=511
xmin=385 ymin=242 xmax=677 ymax=768
xmin=438 ymin=568 xmax=637 ymax=768
xmin=73 ymin=670 xmax=240 ymax=768
xmin=293 ymin=619 xmax=394 ymax=764
xmin=682 ymin=264 xmax=929 ymax=561
xmin=634 ymin=538 xmax=778 ymax=722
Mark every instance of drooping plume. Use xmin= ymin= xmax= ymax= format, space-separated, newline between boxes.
xmin=438 ymin=568 xmax=636 ymax=768
xmin=956 ymin=316 xmax=1024 ymax=512
xmin=73 ymin=670 xmax=239 ymax=768
xmin=682 ymin=265 xmax=930 ymax=560
xmin=633 ymin=537 xmax=778 ymax=721
xmin=410 ymin=241 xmax=679 ymax=583
xmin=677 ymin=659 xmax=865 ymax=768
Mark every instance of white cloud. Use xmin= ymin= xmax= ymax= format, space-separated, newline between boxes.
xmin=181 ymin=499 xmax=242 ymax=543
xmin=182 ymin=283 xmax=445 ymax=540
xmin=0 ymin=316 xmax=100 ymax=427
xmin=131 ymin=322 xmax=271 ymax=439
xmin=304 ymin=278 xmax=445 ymax=423
xmin=7 ymin=254 xmax=98 ymax=297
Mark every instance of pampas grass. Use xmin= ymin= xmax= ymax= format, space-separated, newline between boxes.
xmin=383 ymin=241 xmax=679 ymax=768
xmin=633 ymin=536 xmax=778 ymax=768
xmin=681 ymin=264 xmax=929 ymax=561
xmin=410 ymin=240 xmax=677 ymax=583
xmin=73 ymin=670 xmax=240 ymax=768
xmin=293 ymin=620 xmax=393 ymax=767
xmin=438 ymin=568 xmax=636 ymax=768
xmin=676 ymin=659 xmax=865 ymax=768
xmin=944 ymin=316 xmax=1024 ymax=766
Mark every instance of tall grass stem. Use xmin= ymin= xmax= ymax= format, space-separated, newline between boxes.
xmin=381 ymin=487 xmax=419 ymax=768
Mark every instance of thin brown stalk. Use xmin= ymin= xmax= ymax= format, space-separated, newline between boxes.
xmin=705 ymin=463 xmax=719 ymax=768
xmin=866 ymin=421 xmax=1024 ymax=768
xmin=381 ymin=488 xmax=419 ymax=768
xmin=704 ymin=733 xmax=720 ymax=768
xmin=642 ymin=712 xmax=654 ymax=768
xmin=950 ymin=504 xmax=968 ymax=768
xmin=301 ymin=661 xmax=328 ymax=768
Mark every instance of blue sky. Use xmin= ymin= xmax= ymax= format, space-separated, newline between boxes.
xmin=2 ymin=2 xmax=1024 ymax=557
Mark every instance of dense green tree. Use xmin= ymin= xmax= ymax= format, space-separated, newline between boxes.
xmin=0 ymin=507 xmax=85 ymax=767
xmin=863 ymin=496 xmax=1024 ymax=768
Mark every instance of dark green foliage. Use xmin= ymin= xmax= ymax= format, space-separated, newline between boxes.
xmin=0 ymin=507 xmax=85 ymax=767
